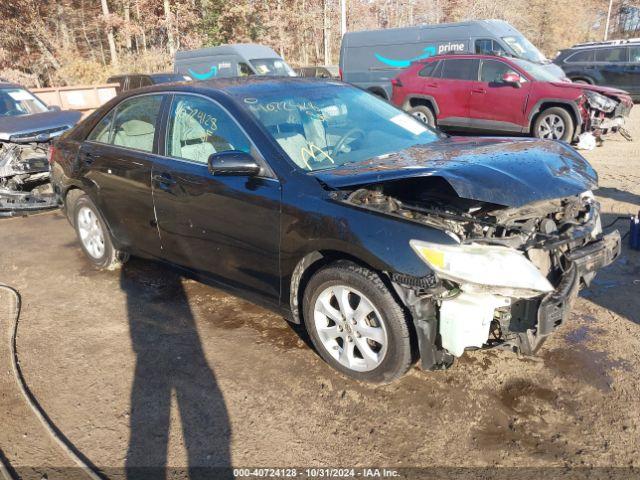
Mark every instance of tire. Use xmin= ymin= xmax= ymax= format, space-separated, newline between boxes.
xmin=74 ymin=195 xmax=128 ymax=270
xmin=409 ymin=105 xmax=436 ymax=127
xmin=64 ymin=189 xmax=83 ymax=226
xmin=533 ymin=107 xmax=574 ymax=142
xmin=302 ymin=260 xmax=412 ymax=383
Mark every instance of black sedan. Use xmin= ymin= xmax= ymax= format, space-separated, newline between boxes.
xmin=50 ymin=78 xmax=620 ymax=383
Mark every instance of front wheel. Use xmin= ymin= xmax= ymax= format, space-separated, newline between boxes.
xmin=533 ymin=107 xmax=574 ymax=141
xmin=303 ymin=261 xmax=412 ymax=383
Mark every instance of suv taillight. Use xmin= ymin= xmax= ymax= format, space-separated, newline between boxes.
xmin=391 ymin=78 xmax=403 ymax=88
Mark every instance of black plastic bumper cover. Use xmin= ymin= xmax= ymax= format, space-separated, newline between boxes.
xmin=519 ymin=230 xmax=621 ymax=354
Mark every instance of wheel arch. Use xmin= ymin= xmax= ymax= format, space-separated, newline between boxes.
xmin=288 ymin=250 xmax=393 ymax=325
xmin=528 ymin=99 xmax=582 ymax=135
xmin=403 ymin=95 xmax=439 ymax=115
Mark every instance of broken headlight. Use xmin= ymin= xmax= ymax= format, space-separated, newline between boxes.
xmin=584 ymin=90 xmax=617 ymax=113
xmin=410 ymin=240 xmax=554 ymax=297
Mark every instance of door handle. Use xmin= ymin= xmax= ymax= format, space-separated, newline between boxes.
xmin=427 ymin=83 xmax=438 ymax=88
xmin=152 ymin=173 xmax=177 ymax=187
xmin=471 ymin=88 xmax=486 ymax=94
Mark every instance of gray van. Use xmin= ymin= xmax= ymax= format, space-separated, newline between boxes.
xmin=340 ymin=19 xmax=565 ymax=99
xmin=174 ymin=43 xmax=296 ymax=80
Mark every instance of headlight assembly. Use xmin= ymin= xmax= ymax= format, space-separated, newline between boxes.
xmin=410 ymin=240 xmax=554 ymax=298
xmin=584 ymin=90 xmax=617 ymax=113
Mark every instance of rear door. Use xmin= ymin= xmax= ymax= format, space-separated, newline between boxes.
xmin=595 ymin=47 xmax=629 ymax=89
xmin=151 ymin=93 xmax=281 ymax=301
xmin=625 ymin=45 xmax=640 ymax=96
xmin=80 ymin=93 xmax=165 ymax=255
xmin=431 ymin=58 xmax=480 ymax=128
xmin=468 ymin=58 xmax=531 ymax=132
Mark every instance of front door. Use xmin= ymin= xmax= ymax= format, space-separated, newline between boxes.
xmin=151 ymin=94 xmax=281 ymax=301
xmin=468 ymin=59 xmax=530 ymax=133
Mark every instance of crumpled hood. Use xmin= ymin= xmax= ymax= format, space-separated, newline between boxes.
xmin=551 ymin=81 xmax=633 ymax=102
xmin=0 ymin=110 xmax=82 ymax=141
xmin=313 ymin=137 xmax=598 ymax=208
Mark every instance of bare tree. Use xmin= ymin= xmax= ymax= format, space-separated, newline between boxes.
xmin=100 ymin=0 xmax=119 ymax=65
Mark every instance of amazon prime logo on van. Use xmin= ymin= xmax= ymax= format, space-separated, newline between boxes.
xmin=374 ymin=42 xmax=467 ymax=68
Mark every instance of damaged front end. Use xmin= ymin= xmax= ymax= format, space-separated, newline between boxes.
xmin=338 ymin=181 xmax=621 ymax=369
xmin=579 ymin=89 xmax=633 ymax=145
xmin=0 ymin=142 xmax=58 ymax=217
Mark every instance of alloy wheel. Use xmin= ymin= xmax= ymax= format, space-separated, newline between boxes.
xmin=537 ymin=114 xmax=566 ymax=139
xmin=77 ymin=206 xmax=105 ymax=259
xmin=412 ymin=111 xmax=430 ymax=124
xmin=313 ymin=285 xmax=388 ymax=372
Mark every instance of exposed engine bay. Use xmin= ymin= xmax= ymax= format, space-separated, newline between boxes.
xmin=0 ymin=141 xmax=58 ymax=217
xmin=336 ymin=178 xmax=621 ymax=367
xmin=582 ymin=89 xmax=633 ymax=144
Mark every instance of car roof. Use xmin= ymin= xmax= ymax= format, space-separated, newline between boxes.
xmin=0 ymin=82 xmax=23 ymax=89
xmin=421 ymin=53 xmax=516 ymax=61
xmin=567 ymin=38 xmax=640 ymax=50
xmin=102 ymin=77 xmax=346 ymax=104
xmin=175 ymin=43 xmax=279 ymax=61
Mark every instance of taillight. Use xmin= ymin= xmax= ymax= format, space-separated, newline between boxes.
xmin=391 ymin=78 xmax=403 ymax=88
xmin=47 ymin=145 xmax=56 ymax=164
xmin=339 ymin=67 xmax=343 ymax=80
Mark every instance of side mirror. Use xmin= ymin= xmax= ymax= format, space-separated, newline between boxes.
xmin=208 ymin=150 xmax=261 ymax=176
xmin=501 ymin=72 xmax=522 ymax=88
xmin=48 ymin=105 xmax=62 ymax=112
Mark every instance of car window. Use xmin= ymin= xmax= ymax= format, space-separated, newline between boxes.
xmin=440 ymin=59 xmax=480 ymax=81
xmin=630 ymin=46 xmax=640 ymax=63
xmin=167 ymin=94 xmax=251 ymax=164
xmin=87 ymin=110 xmax=116 ymax=143
xmin=111 ymin=95 xmax=162 ymax=152
xmin=238 ymin=63 xmax=255 ymax=76
xmin=596 ymin=47 xmax=628 ymax=62
xmin=139 ymin=76 xmax=153 ymax=87
xmin=475 ymin=39 xmax=506 ymax=55
xmin=418 ymin=61 xmax=439 ymax=77
xmin=566 ymin=49 xmax=595 ymax=63
xmin=480 ymin=60 xmax=520 ymax=83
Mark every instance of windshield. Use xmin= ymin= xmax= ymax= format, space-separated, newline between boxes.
xmin=239 ymin=84 xmax=440 ymax=171
xmin=249 ymin=58 xmax=296 ymax=77
xmin=0 ymin=88 xmax=48 ymax=116
xmin=511 ymin=58 xmax=562 ymax=82
xmin=502 ymin=36 xmax=546 ymax=63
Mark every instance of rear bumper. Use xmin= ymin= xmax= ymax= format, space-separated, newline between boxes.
xmin=0 ymin=189 xmax=59 ymax=218
xmin=517 ymin=230 xmax=621 ymax=354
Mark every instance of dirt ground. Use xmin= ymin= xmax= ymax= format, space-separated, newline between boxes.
xmin=1 ymin=110 xmax=639 ymax=480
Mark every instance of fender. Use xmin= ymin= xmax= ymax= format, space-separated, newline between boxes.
xmin=402 ymin=94 xmax=440 ymax=115
xmin=527 ymin=98 xmax=583 ymax=130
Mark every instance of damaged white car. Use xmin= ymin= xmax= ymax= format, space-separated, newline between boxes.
xmin=0 ymin=82 xmax=81 ymax=217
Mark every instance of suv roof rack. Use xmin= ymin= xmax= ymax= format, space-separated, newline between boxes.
xmin=572 ymin=38 xmax=640 ymax=48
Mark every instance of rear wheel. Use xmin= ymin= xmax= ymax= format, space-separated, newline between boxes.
xmin=533 ymin=107 xmax=574 ymax=142
xmin=303 ymin=261 xmax=412 ymax=383
xmin=74 ymin=195 xmax=128 ymax=270
xmin=409 ymin=105 xmax=436 ymax=127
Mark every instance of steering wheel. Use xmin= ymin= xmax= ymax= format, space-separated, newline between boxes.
xmin=330 ymin=128 xmax=365 ymax=158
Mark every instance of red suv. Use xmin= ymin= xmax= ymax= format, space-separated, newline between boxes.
xmin=391 ymin=54 xmax=633 ymax=142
